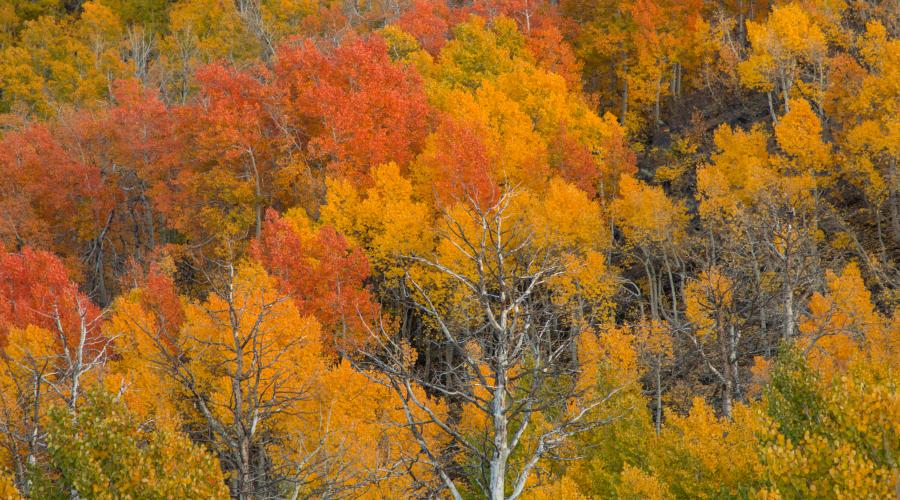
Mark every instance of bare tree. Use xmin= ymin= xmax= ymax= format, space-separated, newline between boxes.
xmin=117 ymin=258 xmax=409 ymax=499
xmin=0 ymin=298 xmax=109 ymax=494
xmin=360 ymin=193 xmax=626 ymax=500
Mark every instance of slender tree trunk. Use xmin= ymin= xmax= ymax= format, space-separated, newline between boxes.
xmin=645 ymin=261 xmax=659 ymax=323
xmin=719 ymin=319 xmax=733 ymax=418
xmin=783 ymin=248 xmax=794 ymax=340
xmin=489 ymin=350 xmax=509 ymax=500
xmin=620 ymin=63 xmax=629 ymax=123
xmin=248 ymin=149 xmax=263 ymax=239
xmin=767 ymin=92 xmax=778 ymax=123
xmin=663 ymin=253 xmax=678 ymax=322
xmin=729 ymin=323 xmax=741 ymax=402
xmin=890 ymin=158 xmax=899 ymax=242
xmin=654 ymin=76 xmax=662 ymax=128
xmin=239 ymin=438 xmax=253 ymax=499
xmin=655 ymin=361 xmax=662 ymax=435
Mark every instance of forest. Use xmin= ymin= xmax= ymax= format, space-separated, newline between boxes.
xmin=0 ymin=0 xmax=896 ymax=497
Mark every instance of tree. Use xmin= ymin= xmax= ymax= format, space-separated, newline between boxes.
xmin=650 ymin=397 xmax=763 ymax=498
xmin=683 ymin=268 xmax=742 ymax=417
xmin=321 ymin=162 xmax=435 ymax=278
xmin=0 ymin=248 xmax=108 ymax=492
xmin=559 ymin=0 xmax=711 ymax=131
xmin=124 ymin=261 xmax=327 ymax=497
xmin=252 ymin=208 xmax=380 ymax=357
xmin=633 ymin=321 xmax=673 ymax=434
xmin=29 ymin=389 xmax=228 ymax=499
xmin=274 ymin=35 xmax=430 ymax=187
xmin=0 ymin=248 xmax=107 ymax=409
xmin=739 ymin=2 xmax=829 ymax=119
xmin=563 ymin=325 xmax=657 ymax=498
xmin=0 ymin=123 xmax=117 ymax=291
xmin=159 ymin=0 xmax=259 ymax=102
xmin=0 ymin=3 xmax=128 ymax=115
xmin=0 ymin=81 xmax=176 ymax=304
xmin=759 ymin=342 xmax=898 ymax=498
xmin=165 ymin=62 xmax=283 ymax=247
xmin=697 ymin=123 xmax=821 ymax=345
xmin=830 ymin=20 xmax=900 ymax=245
xmin=361 ymin=191 xmax=626 ymax=499
xmin=106 ymin=258 xmax=446 ymax=497
xmin=611 ymin=175 xmax=689 ymax=323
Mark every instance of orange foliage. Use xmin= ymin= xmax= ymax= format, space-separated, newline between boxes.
xmin=253 ymin=209 xmax=379 ymax=356
xmin=414 ymin=115 xmax=500 ymax=209
xmin=0 ymin=248 xmax=101 ymax=348
xmin=275 ymin=35 xmax=431 ymax=185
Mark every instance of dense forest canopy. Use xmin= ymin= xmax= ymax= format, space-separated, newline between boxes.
xmin=0 ymin=0 xmax=896 ymax=497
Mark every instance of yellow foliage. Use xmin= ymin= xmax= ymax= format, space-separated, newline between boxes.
xmin=774 ymin=98 xmax=832 ymax=175
xmin=528 ymin=178 xmax=609 ymax=252
xmin=525 ymin=475 xmax=588 ymax=500
xmin=103 ymin=290 xmax=182 ymax=423
xmin=322 ymin=162 xmax=434 ymax=278
xmin=635 ymin=321 xmax=674 ymax=360
xmin=181 ymin=262 xmax=325 ymax=420
xmin=313 ymin=361 xmax=447 ymax=496
xmin=549 ymin=251 xmax=617 ymax=325
xmin=614 ymin=464 xmax=673 ymax=500
xmin=159 ymin=0 xmax=259 ymax=96
xmin=697 ymin=124 xmax=775 ymax=219
xmin=684 ymin=268 xmax=733 ymax=339
xmin=0 ymin=325 xmax=58 ymax=469
xmin=0 ymin=470 xmax=19 ymax=498
xmin=578 ymin=326 xmax=640 ymax=393
xmin=0 ymin=7 xmax=127 ymax=115
xmin=654 ymin=398 xmax=764 ymax=498
xmin=739 ymin=2 xmax=828 ymax=101
xmin=761 ymin=270 xmax=898 ymax=498
xmin=611 ymin=175 xmax=688 ymax=248
xmin=761 ymin=420 xmax=897 ymax=498
xmin=799 ymin=262 xmax=895 ymax=380
xmin=261 ymin=0 xmax=319 ymax=41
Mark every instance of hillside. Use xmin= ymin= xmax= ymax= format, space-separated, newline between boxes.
xmin=0 ymin=0 xmax=897 ymax=497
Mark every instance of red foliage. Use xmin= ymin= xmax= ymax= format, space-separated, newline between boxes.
xmin=525 ymin=24 xmax=582 ymax=89
xmin=549 ymin=126 xmax=600 ymax=194
xmin=0 ymin=80 xmax=178 ymax=301
xmin=597 ymin=125 xmax=638 ymax=198
xmin=184 ymin=63 xmax=279 ymax=166
xmin=396 ymin=0 xmax=456 ymax=54
xmin=0 ymin=124 xmax=110 ymax=254
xmin=142 ymin=265 xmax=185 ymax=335
xmin=420 ymin=116 xmax=500 ymax=210
xmin=275 ymin=35 xmax=430 ymax=185
xmin=0 ymin=248 xmax=102 ymax=348
xmin=252 ymin=210 xmax=379 ymax=357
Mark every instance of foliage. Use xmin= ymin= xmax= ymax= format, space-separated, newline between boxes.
xmin=29 ymin=389 xmax=228 ymax=499
xmin=0 ymin=0 xmax=896 ymax=497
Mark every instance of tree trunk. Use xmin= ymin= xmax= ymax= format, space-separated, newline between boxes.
xmin=489 ymin=353 xmax=509 ymax=500
xmin=890 ymin=158 xmax=899 ymax=242
xmin=620 ymin=63 xmax=629 ymax=123
xmin=783 ymin=248 xmax=794 ymax=340
xmin=239 ymin=437 xmax=253 ymax=499
xmin=767 ymin=92 xmax=778 ymax=124
xmin=655 ymin=361 xmax=662 ymax=435
xmin=720 ymin=322 xmax=733 ymax=418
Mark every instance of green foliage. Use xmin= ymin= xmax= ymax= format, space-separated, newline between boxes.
xmin=763 ymin=346 xmax=826 ymax=443
xmin=101 ymin=0 xmax=171 ymax=31
xmin=437 ymin=16 xmax=521 ymax=89
xmin=758 ymin=344 xmax=899 ymax=498
xmin=0 ymin=0 xmax=896 ymax=498
xmin=30 ymin=390 xmax=228 ymax=499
